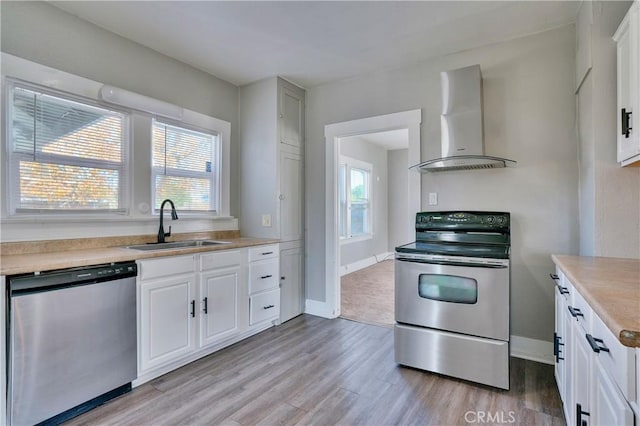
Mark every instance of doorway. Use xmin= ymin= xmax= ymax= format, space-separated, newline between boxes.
xmin=323 ymin=109 xmax=422 ymax=320
xmin=338 ymin=130 xmax=409 ymax=326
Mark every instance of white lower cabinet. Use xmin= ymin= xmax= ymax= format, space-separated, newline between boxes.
xmin=552 ymin=268 xmax=637 ymax=425
xmin=248 ymin=244 xmax=281 ymax=327
xmin=199 ymin=266 xmax=240 ymax=348
xmin=593 ymin=357 xmax=635 ymax=425
xmin=136 ymin=244 xmax=279 ymax=385
xmin=1 ymin=276 xmax=5 ymax=426
xmin=139 ymin=258 xmax=197 ymax=373
xmin=280 ymin=244 xmax=304 ymax=323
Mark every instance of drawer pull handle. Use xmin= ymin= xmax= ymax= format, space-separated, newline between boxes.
xmin=622 ymin=108 xmax=632 ymax=138
xmin=568 ymin=306 xmax=584 ymax=318
xmin=553 ymin=332 xmax=565 ymax=363
xmin=576 ymin=403 xmax=590 ymax=426
xmin=261 ymin=274 xmax=273 ymax=279
xmin=586 ymin=334 xmax=609 ymax=353
xmin=203 ymin=297 xmax=208 ymax=314
xmin=263 ymin=304 xmax=275 ymax=310
xmin=261 ymin=251 xmax=274 ymax=256
xmin=550 ymin=274 xmax=569 ymax=294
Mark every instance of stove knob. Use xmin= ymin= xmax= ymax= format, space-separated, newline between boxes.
xmin=486 ymin=216 xmax=495 ymax=224
xmin=497 ymin=216 xmax=505 ymax=224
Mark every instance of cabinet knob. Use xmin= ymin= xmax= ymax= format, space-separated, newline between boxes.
xmin=279 ymin=194 xmax=285 ymax=200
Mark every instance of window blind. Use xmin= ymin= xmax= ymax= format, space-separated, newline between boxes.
xmin=152 ymin=120 xmax=218 ymax=212
xmin=9 ymin=84 xmax=128 ymax=213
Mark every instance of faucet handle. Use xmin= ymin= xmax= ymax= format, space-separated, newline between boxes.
xmin=166 ymin=225 xmax=172 ymax=238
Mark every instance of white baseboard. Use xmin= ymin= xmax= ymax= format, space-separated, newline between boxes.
xmin=510 ymin=335 xmax=554 ymax=365
xmin=339 ymin=252 xmax=394 ymax=276
xmin=305 ymin=299 xmax=338 ymax=319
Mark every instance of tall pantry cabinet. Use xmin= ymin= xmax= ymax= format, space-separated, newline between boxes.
xmin=239 ymin=77 xmax=305 ymax=324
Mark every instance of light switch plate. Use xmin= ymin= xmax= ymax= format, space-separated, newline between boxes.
xmin=428 ymin=192 xmax=438 ymax=205
xmin=262 ymin=214 xmax=272 ymax=227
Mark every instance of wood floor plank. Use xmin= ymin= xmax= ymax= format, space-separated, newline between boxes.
xmin=65 ymin=315 xmax=566 ymax=426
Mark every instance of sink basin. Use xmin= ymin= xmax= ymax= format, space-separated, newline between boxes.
xmin=126 ymin=240 xmax=231 ymax=251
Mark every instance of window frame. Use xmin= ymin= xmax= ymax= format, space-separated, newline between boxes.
xmin=151 ymin=118 xmax=221 ymax=214
xmin=1 ymin=53 xmax=232 ymax=223
xmin=339 ymin=155 xmax=373 ymax=243
xmin=4 ymin=78 xmax=132 ymax=216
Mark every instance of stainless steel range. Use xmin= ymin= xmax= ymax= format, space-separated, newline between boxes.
xmin=394 ymin=211 xmax=511 ymax=390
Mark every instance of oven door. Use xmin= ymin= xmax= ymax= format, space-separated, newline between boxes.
xmin=395 ymin=256 xmax=509 ymax=341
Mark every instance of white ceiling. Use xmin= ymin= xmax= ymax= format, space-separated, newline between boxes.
xmin=51 ymin=1 xmax=581 ymax=88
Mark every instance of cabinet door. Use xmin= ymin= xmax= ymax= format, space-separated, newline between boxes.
xmin=563 ymin=304 xmax=574 ymax=424
xmin=199 ymin=268 xmax=239 ymax=348
xmin=592 ymin=357 xmax=635 ymax=426
xmin=280 ymin=151 xmax=303 ymax=242
xmin=573 ymin=326 xmax=592 ymax=426
xmin=279 ymin=83 xmax=304 ymax=149
xmin=616 ymin=3 xmax=640 ymax=164
xmin=280 ymin=246 xmax=304 ymax=323
xmin=139 ymin=275 xmax=196 ymax=373
xmin=554 ymin=290 xmax=566 ymax=398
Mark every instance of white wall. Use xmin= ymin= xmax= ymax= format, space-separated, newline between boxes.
xmin=0 ymin=1 xmax=240 ymax=241
xmin=577 ymin=1 xmax=640 ymax=259
xmin=306 ymin=25 xmax=579 ymax=342
xmin=387 ymin=149 xmax=410 ymax=251
xmin=339 ymin=137 xmax=389 ymax=266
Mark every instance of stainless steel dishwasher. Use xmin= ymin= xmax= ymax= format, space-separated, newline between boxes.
xmin=7 ymin=262 xmax=138 ymax=425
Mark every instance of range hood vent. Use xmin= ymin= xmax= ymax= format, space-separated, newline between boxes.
xmin=411 ymin=65 xmax=516 ymax=173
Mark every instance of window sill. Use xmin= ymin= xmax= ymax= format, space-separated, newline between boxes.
xmin=339 ymin=234 xmax=373 ymax=245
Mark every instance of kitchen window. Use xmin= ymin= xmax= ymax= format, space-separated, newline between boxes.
xmin=152 ymin=120 xmax=219 ymax=213
xmin=339 ymin=156 xmax=372 ymax=241
xmin=6 ymin=80 xmax=129 ymax=214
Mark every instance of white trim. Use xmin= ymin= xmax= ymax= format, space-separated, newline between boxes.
xmin=304 ymin=299 xmax=338 ymax=319
xmin=339 ymin=252 xmax=394 ymax=276
xmin=324 ymin=109 xmax=422 ymax=318
xmin=510 ymin=335 xmax=554 ymax=365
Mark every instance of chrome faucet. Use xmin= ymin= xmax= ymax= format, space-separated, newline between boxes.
xmin=158 ymin=199 xmax=179 ymax=243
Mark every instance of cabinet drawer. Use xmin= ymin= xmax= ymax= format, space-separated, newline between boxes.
xmin=249 ymin=260 xmax=279 ymax=294
xmin=568 ymin=286 xmax=591 ymax=332
xmin=200 ymin=250 xmax=242 ymax=272
xmin=250 ymin=289 xmax=280 ymax=325
xmin=248 ymin=244 xmax=278 ymax=262
xmin=139 ymin=255 xmax=195 ymax=281
xmin=590 ymin=312 xmax=636 ymax=403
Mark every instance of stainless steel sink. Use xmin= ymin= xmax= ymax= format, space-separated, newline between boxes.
xmin=126 ymin=240 xmax=231 ymax=251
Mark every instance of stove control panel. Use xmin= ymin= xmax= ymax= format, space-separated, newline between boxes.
xmin=416 ymin=211 xmax=510 ymax=230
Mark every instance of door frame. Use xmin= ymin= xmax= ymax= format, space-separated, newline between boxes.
xmin=322 ymin=109 xmax=421 ymax=318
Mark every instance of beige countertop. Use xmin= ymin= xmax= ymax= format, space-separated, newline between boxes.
xmin=0 ymin=233 xmax=279 ymax=275
xmin=552 ymin=255 xmax=640 ymax=348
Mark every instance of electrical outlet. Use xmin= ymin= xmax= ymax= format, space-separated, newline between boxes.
xmin=262 ymin=214 xmax=272 ymax=227
xmin=428 ymin=192 xmax=438 ymax=205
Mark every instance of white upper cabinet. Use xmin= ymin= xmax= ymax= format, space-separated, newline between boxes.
xmin=279 ymin=82 xmax=305 ymax=150
xmin=614 ymin=1 xmax=640 ymax=166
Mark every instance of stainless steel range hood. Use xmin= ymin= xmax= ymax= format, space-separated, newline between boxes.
xmin=411 ymin=65 xmax=516 ymax=172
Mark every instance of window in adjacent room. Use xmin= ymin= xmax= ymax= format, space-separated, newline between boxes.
xmin=152 ymin=120 xmax=220 ymax=213
xmin=6 ymin=80 xmax=129 ymax=214
xmin=339 ymin=156 xmax=372 ymax=240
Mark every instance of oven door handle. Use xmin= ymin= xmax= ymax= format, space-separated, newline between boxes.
xmin=395 ymin=257 xmax=508 ymax=269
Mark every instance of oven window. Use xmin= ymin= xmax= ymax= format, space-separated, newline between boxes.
xmin=418 ymin=274 xmax=478 ymax=304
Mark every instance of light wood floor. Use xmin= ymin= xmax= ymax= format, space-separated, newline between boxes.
xmin=340 ymin=260 xmax=394 ymax=327
xmin=66 ymin=315 xmax=564 ymax=425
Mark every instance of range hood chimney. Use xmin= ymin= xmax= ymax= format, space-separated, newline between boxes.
xmin=411 ymin=64 xmax=516 ymax=172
